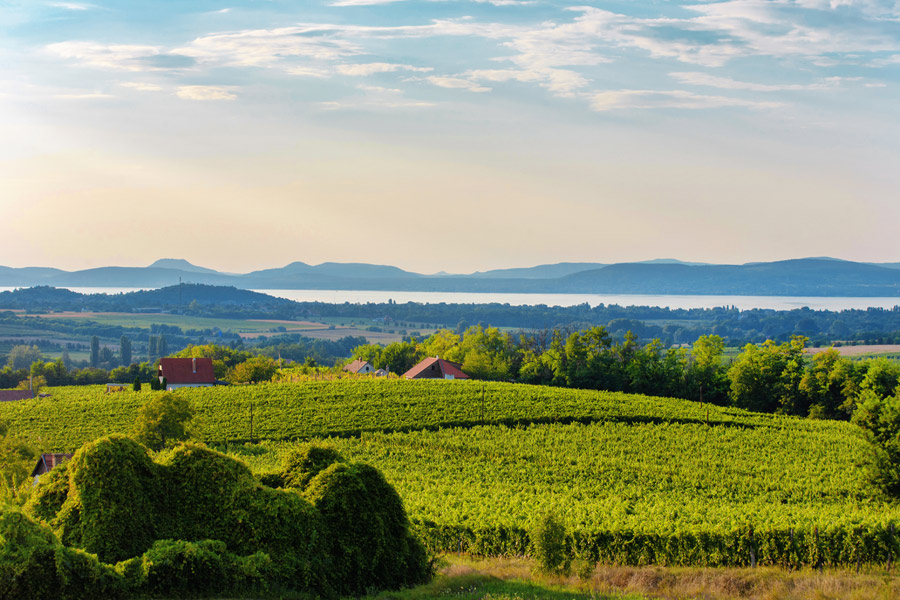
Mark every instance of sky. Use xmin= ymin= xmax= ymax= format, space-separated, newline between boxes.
xmin=2 ymin=0 xmax=900 ymax=275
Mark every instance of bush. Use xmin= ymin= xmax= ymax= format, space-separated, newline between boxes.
xmin=530 ymin=511 xmax=570 ymax=575
xmin=56 ymin=435 xmax=159 ymax=563
xmin=281 ymin=444 xmax=342 ymax=490
xmin=23 ymin=462 xmax=70 ymax=525
xmin=138 ymin=539 xmax=231 ymax=597
xmin=0 ymin=507 xmax=123 ymax=600
xmin=305 ymin=462 xmax=432 ymax=596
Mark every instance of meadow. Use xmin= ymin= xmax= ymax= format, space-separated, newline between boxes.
xmin=3 ymin=379 xmax=898 ymax=568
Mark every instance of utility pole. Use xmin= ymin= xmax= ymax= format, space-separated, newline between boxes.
xmin=249 ymin=402 xmax=254 ymax=444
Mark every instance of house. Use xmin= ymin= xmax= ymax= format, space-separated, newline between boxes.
xmin=344 ymin=359 xmax=375 ymax=375
xmin=0 ymin=390 xmax=33 ymax=402
xmin=31 ymin=453 xmax=73 ymax=485
xmin=106 ymin=383 xmax=127 ymax=393
xmin=158 ymin=357 xmax=216 ymax=390
xmin=402 ymin=357 xmax=469 ymax=380
xmin=375 ymin=368 xmax=389 ymax=377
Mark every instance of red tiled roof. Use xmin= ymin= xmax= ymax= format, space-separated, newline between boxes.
xmin=158 ymin=357 xmax=215 ymax=384
xmin=403 ymin=357 xmax=469 ymax=380
xmin=344 ymin=359 xmax=373 ymax=374
xmin=0 ymin=390 xmax=32 ymax=402
xmin=31 ymin=453 xmax=73 ymax=478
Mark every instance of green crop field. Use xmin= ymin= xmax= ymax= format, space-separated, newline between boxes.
xmin=2 ymin=379 xmax=899 ymax=568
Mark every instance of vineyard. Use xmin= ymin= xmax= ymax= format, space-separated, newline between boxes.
xmin=3 ymin=379 xmax=899 ymax=567
xmin=0 ymin=380 xmax=844 ymax=451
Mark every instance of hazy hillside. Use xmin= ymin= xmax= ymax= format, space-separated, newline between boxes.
xmin=2 ymin=257 xmax=900 ymax=296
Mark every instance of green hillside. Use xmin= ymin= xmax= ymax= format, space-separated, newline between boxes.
xmin=2 ymin=379 xmax=898 ymax=567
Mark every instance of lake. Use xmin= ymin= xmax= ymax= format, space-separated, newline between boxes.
xmin=2 ymin=286 xmax=899 ymax=311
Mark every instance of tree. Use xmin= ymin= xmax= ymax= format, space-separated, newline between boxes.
xmin=133 ymin=377 xmax=142 ymax=392
xmin=90 ymin=336 xmax=100 ymax=368
xmin=799 ymin=348 xmax=855 ymax=419
xmin=6 ymin=345 xmax=42 ymax=371
xmin=157 ymin=335 xmax=169 ymax=358
xmin=688 ymin=334 xmax=728 ymax=404
xmin=852 ymin=388 xmax=900 ymax=497
xmin=120 ymin=336 xmax=133 ymax=367
xmin=15 ymin=375 xmax=46 ymax=396
xmin=226 ymin=356 xmax=278 ymax=384
xmin=148 ymin=336 xmax=158 ymax=361
xmin=131 ymin=393 xmax=195 ymax=450
xmin=727 ymin=337 xmax=809 ymax=414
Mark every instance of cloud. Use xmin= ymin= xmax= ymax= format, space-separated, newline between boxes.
xmin=53 ymin=92 xmax=113 ymax=99
xmin=330 ymin=0 xmax=404 ymax=5
xmin=175 ymin=85 xmax=236 ymax=101
xmin=590 ymin=89 xmax=782 ymax=111
xmin=48 ymin=2 xmax=95 ymax=10
xmin=669 ymin=72 xmax=838 ymax=92
xmin=119 ymin=82 xmax=163 ymax=91
xmin=426 ymin=76 xmax=491 ymax=93
xmin=45 ymin=41 xmax=164 ymax=71
xmin=337 ymin=62 xmax=432 ymax=76
xmin=285 ymin=66 xmax=331 ymax=78
xmin=174 ymin=26 xmax=366 ymax=67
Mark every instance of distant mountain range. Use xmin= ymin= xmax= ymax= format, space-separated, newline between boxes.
xmin=1 ymin=257 xmax=900 ymax=297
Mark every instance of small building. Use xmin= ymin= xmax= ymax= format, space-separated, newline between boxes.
xmin=31 ymin=453 xmax=73 ymax=485
xmin=106 ymin=383 xmax=127 ymax=393
xmin=344 ymin=359 xmax=375 ymax=375
xmin=403 ymin=357 xmax=469 ymax=380
xmin=0 ymin=390 xmax=33 ymax=402
xmin=158 ymin=357 xmax=216 ymax=391
xmin=375 ymin=368 xmax=389 ymax=377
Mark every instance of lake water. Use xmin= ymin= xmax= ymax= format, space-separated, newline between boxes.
xmin=2 ymin=286 xmax=899 ymax=311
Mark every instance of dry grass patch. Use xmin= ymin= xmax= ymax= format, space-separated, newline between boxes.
xmin=444 ymin=556 xmax=900 ymax=600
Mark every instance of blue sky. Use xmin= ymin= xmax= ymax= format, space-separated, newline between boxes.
xmin=2 ymin=1 xmax=900 ymax=273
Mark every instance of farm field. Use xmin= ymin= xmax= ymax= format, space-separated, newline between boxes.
xmin=3 ymin=379 xmax=899 ymax=567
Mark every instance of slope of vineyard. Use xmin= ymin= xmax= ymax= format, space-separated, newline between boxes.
xmin=231 ymin=422 xmax=900 ymax=567
xmin=3 ymin=379 xmax=898 ymax=567
xmin=0 ymin=379 xmax=849 ymax=451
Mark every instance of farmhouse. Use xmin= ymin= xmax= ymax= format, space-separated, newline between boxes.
xmin=0 ymin=390 xmax=33 ymax=402
xmin=158 ymin=357 xmax=216 ymax=390
xmin=31 ymin=452 xmax=73 ymax=485
xmin=344 ymin=359 xmax=375 ymax=375
xmin=403 ymin=357 xmax=469 ymax=380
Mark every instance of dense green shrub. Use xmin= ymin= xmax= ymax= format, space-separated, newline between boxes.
xmin=56 ymin=435 xmax=159 ymax=563
xmin=530 ymin=511 xmax=570 ymax=575
xmin=18 ymin=436 xmax=429 ymax=597
xmin=137 ymin=539 xmax=232 ymax=597
xmin=305 ymin=462 xmax=432 ymax=596
xmin=155 ymin=443 xmax=259 ymax=543
xmin=281 ymin=443 xmax=342 ymax=490
xmin=0 ymin=507 xmax=122 ymax=600
xmin=23 ymin=462 xmax=70 ymax=525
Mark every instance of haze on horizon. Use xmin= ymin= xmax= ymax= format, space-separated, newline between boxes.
xmin=2 ymin=0 xmax=900 ymax=275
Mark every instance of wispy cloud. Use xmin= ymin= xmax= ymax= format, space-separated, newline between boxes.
xmin=175 ymin=85 xmax=236 ymax=101
xmin=45 ymin=42 xmax=163 ymax=71
xmin=591 ymin=89 xmax=783 ymax=111
xmin=669 ymin=72 xmax=839 ymax=92
xmin=119 ymin=82 xmax=162 ymax=91
xmin=48 ymin=2 xmax=96 ymax=10
xmin=337 ymin=62 xmax=432 ymax=76
xmin=54 ymin=92 xmax=113 ymax=99
xmin=426 ymin=76 xmax=491 ymax=93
